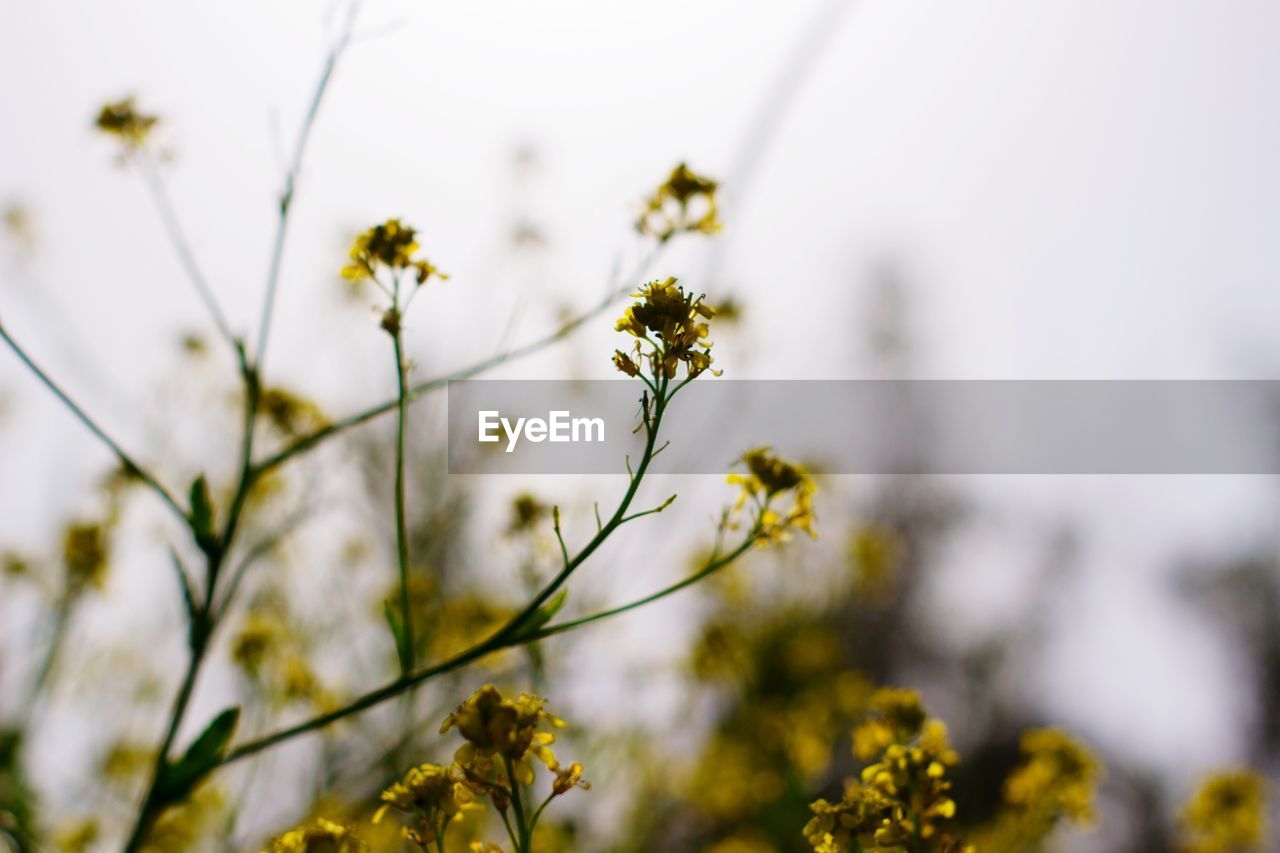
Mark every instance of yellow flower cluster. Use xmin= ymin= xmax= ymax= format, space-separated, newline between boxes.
xmin=1002 ymin=728 xmax=1101 ymax=826
xmin=94 ymin=97 xmax=158 ymax=149
xmin=373 ymin=763 xmax=480 ymax=848
xmin=805 ymin=688 xmax=968 ymax=852
xmin=728 ymin=447 xmax=817 ymax=542
xmin=636 ymin=162 xmax=722 ymax=241
xmin=374 ymin=686 xmax=587 ymax=850
xmin=340 ymin=219 xmax=447 ymax=286
xmin=441 ymin=684 xmax=565 ymax=778
xmin=262 ymin=817 xmax=362 ymax=853
xmin=613 ymin=277 xmax=718 ymax=380
xmin=1180 ymin=770 xmax=1267 ymax=853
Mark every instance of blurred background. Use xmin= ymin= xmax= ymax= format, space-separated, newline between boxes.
xmin=2 ymin=1 xmax=1279 ymax=850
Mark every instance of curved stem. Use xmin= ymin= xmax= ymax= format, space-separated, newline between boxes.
xmin=527 ymin=531 xmax=759 ymax=641
xmin=139 ymin=154 xmax=239 ymax=356
xmin=503 ymin=756 xmax=530 ymax=853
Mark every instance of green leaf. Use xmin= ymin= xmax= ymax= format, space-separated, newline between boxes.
xmin=188 ymin=475 xmax=218 ymax=553
xmin=167 ymin=548 xmax=199 ymax=621
xmin=512 ymin=590 xmax=568 ymax=641
xmin=384 ymin=601 xmax=410 ymax=672
xmin=154 ymin=706 xmax=239 ymax=807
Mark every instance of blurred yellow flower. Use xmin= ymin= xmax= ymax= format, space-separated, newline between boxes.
xmin=94 ymin=97 xmax=158 ymax=149
xmin=341 ymin=219 xmax=447 ymax=286
xmin=636 ymin=162 xmax=722 ymax=241
xmin=262 ymin=817 xmax=362 ymax=853
xmin=1180 ymin=770 xmax=1267 ymax=853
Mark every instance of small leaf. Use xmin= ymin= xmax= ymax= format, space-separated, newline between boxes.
xmin=154 ymin=706 xmax=239 ymax=807
xmin=512 ymin=590 xmax=568 ymax=641
xmin=167 ymin=547 xmax=199 ymax=621
xmin=188 ymin=475 xmax=218 ymax=553
xmin=384 ymin=601 xmax=410 ymax=672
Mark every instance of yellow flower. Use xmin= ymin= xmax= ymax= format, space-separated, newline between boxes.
xmin=94 ymin=97 xmax=158 ymax=149
xmin=636 ymin=162 xmax=722 ymax=241
xmin=1002 ymin=727 xmax=1102 ymax=825
xmin=852 ymin=687 xmax=928 ymax=761
xmin=1180 ymin=770 xmax=1266 ymax=853
xmin=613 ymin=277 xmax=718 ymax=380
xmin=806 ymin=688 xmax=968 ymax=852
xmin=341 ymin=219 xmax=447 ymax=285
xmin=262 ymin=817 xmax=362 ymax=853
xmin=373 ymin=762 xmax=480 ymax=849
xmin=727 ymin=447 xmax=816 ymax=542
xmin=440 ymin=684 xmax=565 ymax=767
xmin=550 ymin=761 xmax=590 ymax=796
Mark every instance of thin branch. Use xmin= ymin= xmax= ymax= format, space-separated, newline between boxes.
xmin=139 ymin=154 xmax=240 ymax=356
xmin=526 ymin=531 xmax=760 ymax=641
xmin=0 ymin=321 xmax=188 ymax=524
xmin=255 ymin=0 xmax=364 ymax=372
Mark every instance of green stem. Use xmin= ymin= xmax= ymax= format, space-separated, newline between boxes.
xmin=391 ymin=315 xmax=415 ymax=673
xmin=138 ymin=153 xmax=238 ymax=356
xmin=527 ymin=530 xmax=759 ymax=641
xmin=503 ymin=756 xmax=530 ymax=853
xmin=122 ymin=628 xmax=210 ymax=852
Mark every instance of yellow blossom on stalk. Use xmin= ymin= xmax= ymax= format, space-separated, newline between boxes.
xmin=551 ymin=761 xmax=590 ymax=796
xmin=805 ymin=688 xmax=968 ymax=852
xmin=1002 ymin=728 xmax=1102 ymax=825
xmin=262 ymin=817 xmax=362 ymax=853
xmin=373 ymin=763 xmax=479 ymax=849
xmin=614 ymin=277 xmax=718 ymax=379
xmin=440 ymin=685 xmax=587 ymax=819
xmin=341 ymin=219 xmax=447 ymax=286
xmin=727 ymin=447 xmax=817 ymax=542
xmin=441 ymin=684 xmax=565 ymax=773
xmin=852 ymin=687 xmax=929 ymax=761
xmin=94 ymin=97 xmax=158 ymax=149
xmin=1180 ymin=770 xmax=1267 ymax=853
xmin=636 ymin=162 xmax=722 ymax=241
xmin=974 ymin=727 xmax=1103 ymax=851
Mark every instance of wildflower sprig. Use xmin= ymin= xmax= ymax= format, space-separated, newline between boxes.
xmin=339 ymin=218 xmax=448 ymax=675
xmin=728 ymin=446 xmax=817 ymax=543
xmin=613 ymin=276 xmax=718 ymax=384
xmin=213 ymin=286 xmax=764 ymax=771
